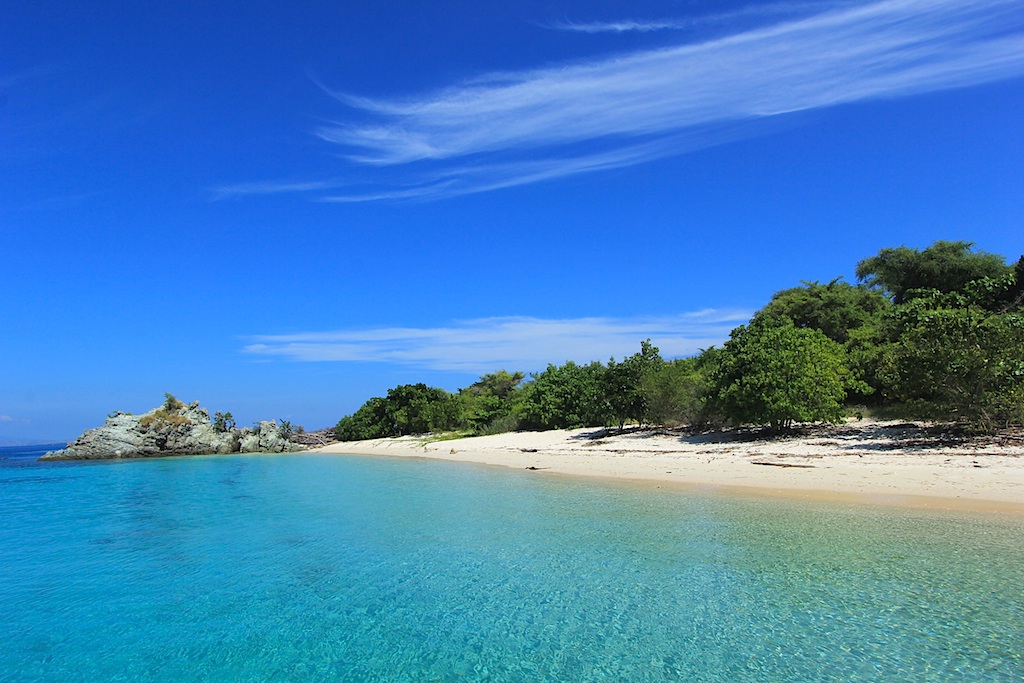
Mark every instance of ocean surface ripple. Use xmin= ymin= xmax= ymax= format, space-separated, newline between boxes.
xmin=1 ymin=448 xmax=1022 ymax=682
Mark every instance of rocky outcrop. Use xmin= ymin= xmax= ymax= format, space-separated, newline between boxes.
xmin=239 ymin=421 xmax=302 ymax=454
xmin=41 ymin=399 xmax=304 ymax=460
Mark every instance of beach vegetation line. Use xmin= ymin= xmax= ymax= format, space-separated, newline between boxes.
xmin=334 ymin=241 xmax=1024 ymax=440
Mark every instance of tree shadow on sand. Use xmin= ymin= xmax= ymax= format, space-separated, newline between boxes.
xmin=569 ymin=422 xmax=1023 ymax=451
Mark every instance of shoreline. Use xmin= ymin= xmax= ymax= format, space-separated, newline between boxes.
xmin=313 ymin=420 xmax=1024 ymax=514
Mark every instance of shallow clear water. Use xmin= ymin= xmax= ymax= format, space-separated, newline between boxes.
xmin=1 ymin=448 xmax=1022 ymax=682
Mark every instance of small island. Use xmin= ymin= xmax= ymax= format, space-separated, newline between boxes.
xmin=41 ymin=394 xmax=305 ymax=460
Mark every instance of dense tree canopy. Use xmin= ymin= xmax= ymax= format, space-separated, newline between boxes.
xmin=459 ymin=370 xmax=525 ymax=434
xmin=962 ymin=256 xmax=1024 ymax=313
xmin=516 ymin=361 xmax=610 ymax=431
xmin=711 ymin=317 xmax=852 ymax=431
xmin=759 ymin=279 xmax=890 ymax=344
xmin=855 ymin=240 xmax=1009 ymax=304
xmin=642 ymin=357 xmax=708 ymax=428
xmin=603 ymin=339 xmax=662 ymax=428
xmin=335 ymin=397 xmax=394 ymax=441
xmin=880 ymin=297 xmax=1024 ymax=430
xmin=759 ymin=278 xmax=890 ymax=399
xmin=334 ymin=241 xmax=1024 ymax=439
xmin=334 ymin=384 xmax=459 ymax=440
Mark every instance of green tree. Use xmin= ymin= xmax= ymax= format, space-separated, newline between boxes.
xmin=422 ymin=393 xmax=464 ymax=433
xmin=758 ymin=279 xmax=890 ymax=399
xmin=642 ymin=356 xmax=708 ymax=427
xmin=603 ymin=339 xmax=663 ymax=428
xmin=880 ymin=300 xmax=1024 ymax=430
xmin=459 ymin=370 xmax=525 ymax=434
xmin=712 ymin=317 xmax=853 ymax=431
xmin=962 ymin=256 xmax=1024 ymax=313
xmin=382 ymin=383 xmax=459 ymax=435
xmin=760 ymin=279 xmax=890 ymax=345
xmin=335 ymin=384 xmax=463 ymax=441
xmin=335 ymin=397 xmax=394 ymax=441
xmin=213 ymin=411 xmax=235 ymax=432
xmin=516 ymin=361 xmax=610 ymax=430
xmin=856 ymin=240 xmax=1010 ymax=304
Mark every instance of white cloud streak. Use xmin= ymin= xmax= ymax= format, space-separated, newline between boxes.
xmin=544 ymin=2 xmax=851 ymax=34
xmin=0 ymin=415 xmax=12 ymax=422
xmin=325 ymin=0 xmax=1023 ymax=164
xmin=211 ymin=177 xmax=350 ymax=199
xmin=548 ymin=19 xmax=693 ymax=34
xmin=222 ymin=0 xmax=1024 ymax=201
xmin=317 ymin=135 xmax=725 ymax=202
xmin=242 ymin=311 xmax=751 ymax=373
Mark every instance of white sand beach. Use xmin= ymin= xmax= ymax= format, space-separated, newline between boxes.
xmin=316 ymin=420 xmax=1024 ymax=512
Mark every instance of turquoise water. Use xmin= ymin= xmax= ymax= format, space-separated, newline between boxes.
xmin=1 ymin=449 xmax=1022 ymax=682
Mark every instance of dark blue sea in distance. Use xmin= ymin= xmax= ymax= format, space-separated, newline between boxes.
xmin=2 ymin=446 xmax=1022 ymax=682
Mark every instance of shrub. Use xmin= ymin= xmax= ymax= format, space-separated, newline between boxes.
xmin=163 ymin=393 xmax=184 ymax=412
xmin=880 ymin=303 xmax=1024 ymax=431
xmin=643 ymin=357 xmax=708 ymax=427
xmin=712 ymin=317 xmax=854 ymax=431
xmin=213 ymin=411 xmax=235 ymax=432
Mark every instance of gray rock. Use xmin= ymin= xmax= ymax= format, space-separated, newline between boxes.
xmin=239 ymin=421 xmax=303 ymax=453
xmin=41 ymin=400 xmax=301 ymax=460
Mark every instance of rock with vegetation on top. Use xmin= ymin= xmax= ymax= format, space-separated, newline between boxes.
xmin=239 ymin=421 xmax=303 ymax=453
xmin=40 ymin=395 xmax=303 ymax=460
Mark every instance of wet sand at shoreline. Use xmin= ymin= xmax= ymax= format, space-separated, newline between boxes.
xmin=315 ymin=420 xmax=1024 ymax=512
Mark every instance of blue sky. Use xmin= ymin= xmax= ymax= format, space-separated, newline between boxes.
xmin=2 ymin=0 xmax=1022 ymax=441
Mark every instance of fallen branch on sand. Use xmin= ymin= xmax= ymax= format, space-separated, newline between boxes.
xmin=751 ymin=461 xmax=816 ymax=468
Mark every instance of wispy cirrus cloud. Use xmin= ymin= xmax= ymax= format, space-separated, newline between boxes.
xmin=211 ymin=177 xmax=350 ymax=199
xmin=546 ymin=19 xmax=693 ymax=34
xmin=219 ymin=133 xmax=743 ymax=202
xmin=316 ymin=133 xmax=741 ymax=201
xmin=242 ymin=311 xmax=751 ymax=373
xmin=219 ymin=0 xmax=1024 ymax=201
xmin=543 ymin=2 xmax=850 ymax=34
xmin=0 ymin=415 xmax=13 ymax=422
